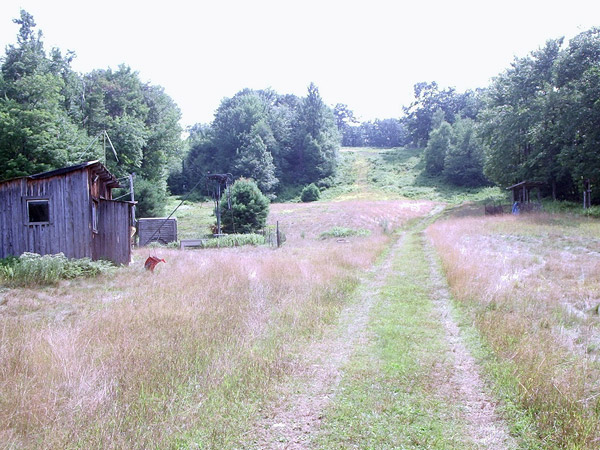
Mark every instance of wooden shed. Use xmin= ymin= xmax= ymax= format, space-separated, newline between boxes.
xmin=137 ymin=218 xmax=178 ymax=246
xmin=506 ymin=180 xmax=544 ymax=213
xmin=0 ymin=161 xmax=135 ymax=265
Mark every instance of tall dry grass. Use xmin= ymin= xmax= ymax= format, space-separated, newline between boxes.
xmin=0 ymin=198 xmax=432 ymax=448
xmin=270 ymin=198 xmax=433 ymax=244
xmin=428 ymin=213 xmax=600 ymax=448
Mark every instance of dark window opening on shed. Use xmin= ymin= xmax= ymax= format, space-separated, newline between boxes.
xmin=27 ymin=200 xmax=50 ymax=223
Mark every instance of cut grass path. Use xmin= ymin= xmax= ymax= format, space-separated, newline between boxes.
xmin=247 ymin=209 xmax=516 ymax=449
xmin=248 ymin=221 xmax=413 ymax=448
xmin=317 ymin=223 xmax=515 ymax=449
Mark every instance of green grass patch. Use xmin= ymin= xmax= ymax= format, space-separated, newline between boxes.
xmin=165 ymin=277 xmax=362 ymax=449
xmin=165 ymin=196 xmax=215 ymax=239
xmin=425 ymin=245 xmax=543 ymax=449
xmin=201 ymin=233 xmax=265 ymax=248
xmin=541 ymin=199 xmax=600 ymax=218
xmin=319 ymin=227 xmax=371 ymax=240
xmin=317 ymin=233 xmax=472 ymax=449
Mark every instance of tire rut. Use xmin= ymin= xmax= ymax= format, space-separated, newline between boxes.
xmin=424 ymin=235 xmax=516 ymax=450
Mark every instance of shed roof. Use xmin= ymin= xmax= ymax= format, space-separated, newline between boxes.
xmin=506 ymin=180 xmax=545 ymax=190
xmin=1 ymin=161 xmax=120 ymax=188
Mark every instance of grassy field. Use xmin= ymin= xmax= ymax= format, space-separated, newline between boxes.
xmin=0 ymin=215 xmax=403 ymax=448
xmin=427 ymin=211 xmax=600 ymax=449
xmin=2 ymin=146 xmax=600 ymax=448
xmin=0 ymin=148 xmax=434 ymax=448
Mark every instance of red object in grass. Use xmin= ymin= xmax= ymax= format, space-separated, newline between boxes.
xmin=144 ymin=256 xmax=166 ymax=272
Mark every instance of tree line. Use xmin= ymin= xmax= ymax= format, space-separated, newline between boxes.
xmin=340 ymin=27 xmax=600 ymax=200
xmin=0 ymin=10 xmax=182 ymax=216
xmin=168 ymin=84 xmax=340 ymax=199
xmin=2 ymin=9 xmax=599 ymax=210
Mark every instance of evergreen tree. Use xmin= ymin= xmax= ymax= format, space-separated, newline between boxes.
xmin=292 ymin=83 xmax=340 ymax=184
xmin=300 ymin=183 xmax=320 ymax=202
xmin=0 ymin=11 xmax=182 ymax=216
xmin=209 ymin=90 xmax=278 ymax=194
xmin=221 ymin=178 xmax=269 ymax=234
xmin=180 ymin=85 xmax=339 ymax=197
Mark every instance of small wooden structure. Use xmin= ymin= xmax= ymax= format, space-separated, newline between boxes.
xmin=180 ymin=239 xmax=207 ymax=250
xmin=138 ymin=218 xmax=178 ymax=246
xmin=0 ymin=161 xmax=134 ymax=265
xmin=506 ymin=181 xmax=544 ymax=213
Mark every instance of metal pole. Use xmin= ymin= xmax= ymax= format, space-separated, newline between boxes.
xmin=216 ymin=183 xmax=221 ymax=236
xmin=129 ymin=173 xmax=136 ymax=224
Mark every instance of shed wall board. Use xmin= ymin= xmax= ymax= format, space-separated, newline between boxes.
xmin=93 ymin=200 xmax=131 ymax=265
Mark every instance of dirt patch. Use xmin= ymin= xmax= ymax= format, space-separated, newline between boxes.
xmin=424 ymin=236 xmax=515 ymax=450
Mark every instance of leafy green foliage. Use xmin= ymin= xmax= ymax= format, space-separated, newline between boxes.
xmin=0 ymin=11 xmax=182 ymax=217
xmin=0 ymin=252 xmax=114 ymax=286
xmin=179 ymin=85 xmax=340 ymax=198
xmin=341 ymin=118 xmax=408 ymax=148
xmin=319 ymin=227 xmax=371 ymax=239
xmin=300 ymin=183 xmax=320 ymax=202
xmin=480 ymin=30 xmax=600 ymax=201
xmin=443 ymin=118 xmax=487 ymax=186
xmin=403 ymin=82 xmax=482 ymax=147
xmin=423 ymin=113 xmax=488 ymax=187
xmin=81 ymin=66 xmax=182 ymax=215
xmin=293 ymin=83 xmax=340 ymax=184
xmin=199 ymin=234 xmax=265 ymax=248
xmin=135 ymin=177 xmax=167 ymax=217
xmin=424 ymin=121 xmax=451 ymax=176
xmin=0 ymin=12 xmax=94 ymax=180
xmin=220 ymin=178 xmax=269 ymax=234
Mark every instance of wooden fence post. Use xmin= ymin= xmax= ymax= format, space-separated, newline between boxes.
xmin=276 ymin=221 xmax=280 ymax=248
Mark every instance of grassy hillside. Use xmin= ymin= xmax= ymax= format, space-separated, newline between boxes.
xmin=321 ymin=147 xmax=505 ymax=204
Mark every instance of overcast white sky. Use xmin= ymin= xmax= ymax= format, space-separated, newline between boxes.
xmin=0 ymin=0 xmax=598 ymax=127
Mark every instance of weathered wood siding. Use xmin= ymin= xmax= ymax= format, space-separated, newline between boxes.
xmin=138 ymin=218 xmax=178 ymax=246
xmin=93 ymin=200 xmax=132 ymax=265
xmin=89 ymin=170 xmax=113 ymax=200
xmin=0 ymin=170 xmax=92 ymax=259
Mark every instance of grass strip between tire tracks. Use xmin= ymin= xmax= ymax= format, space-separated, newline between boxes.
xmin=317 ymin=229 xmax=475 ymax=449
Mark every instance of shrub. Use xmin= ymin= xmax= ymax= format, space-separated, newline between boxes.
xmin=301 ymin=183 xmax=320 ymax=202
xmin=319 ymin=227 xmax=371 ymax=239
xmin=201 ymin=234 xmax=265 ymax=248
xmin=221 ymin=178 xmax=269 ymax=234
xmin=0 ymin=253 xmax=114 ymax=287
